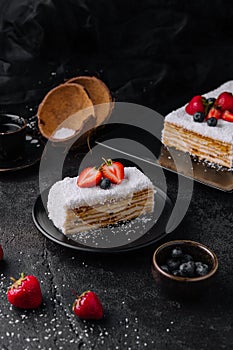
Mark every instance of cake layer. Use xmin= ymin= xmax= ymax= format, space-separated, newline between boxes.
xmin=64 ymin=188 xmax=154 ymax=234
xmin=162 ymin=80 xmax=233 ymax=168
xmin=47 ymin=167 xmax=155 ymax=235
xmin=163 ymin=122 xmax=232 ymax=168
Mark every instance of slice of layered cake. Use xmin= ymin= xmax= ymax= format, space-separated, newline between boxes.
xmin=162 ymin=81 xmax=233 ymax=169
xmin=47 ymin=161 xmax=154 ymax=235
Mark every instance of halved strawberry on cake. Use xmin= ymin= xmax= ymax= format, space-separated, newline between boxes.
xmin=162 ymin=81 xmax=233 ymax=169
xmin=47 ymin=160 xmax=154 ymax=235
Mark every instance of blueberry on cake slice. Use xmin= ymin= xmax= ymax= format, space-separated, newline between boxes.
xmin=162 ymin=81 xmax=233 ymax=169
xmin=47 ymin=159 xmax=154 ymax=235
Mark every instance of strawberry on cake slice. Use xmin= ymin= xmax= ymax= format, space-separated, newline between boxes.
xmin=162 ymin=81 xmax=233 ymax=169
xmin=47 ymin=159 xmax=154 ymax=235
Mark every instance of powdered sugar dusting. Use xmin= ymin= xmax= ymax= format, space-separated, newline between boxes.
xmin=164 ymin=80 xmax=233 ymax=145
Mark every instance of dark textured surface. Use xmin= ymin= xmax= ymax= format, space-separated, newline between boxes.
xmin=1 ymin=0 xmax=233 ymax=349
xmin=0 ymin=161 xmax=233 ymax=350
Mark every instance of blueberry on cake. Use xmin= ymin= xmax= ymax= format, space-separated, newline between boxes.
xmin=47 ymin=160 xmax=154 ymax=235
xmin=162 ymin=81 xmax=233 ymax=169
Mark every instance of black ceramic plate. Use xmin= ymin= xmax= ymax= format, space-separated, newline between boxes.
xmin=0 ymin=133 xmax=44 ymax=172
xmin=32 ymin=186 xmax=173 ymax=254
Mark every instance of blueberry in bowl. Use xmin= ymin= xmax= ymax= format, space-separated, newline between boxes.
xmin=152 ymin=240 xmax=218 ymax=298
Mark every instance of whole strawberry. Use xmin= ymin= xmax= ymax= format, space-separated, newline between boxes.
xmin=0 ymin=245 xmax=3 ymax=261
xmin=7 ymin=273 xmax=42 ymax=309
xmin=215 ymin=92 xmax=233 ymax=112
xmin=73 ymin=290 xmax=103 ymax=320
xmin=185 ymin=95 xmax=206 ymax=115
xmin=101 ymin=158 xmax=124 ymax=184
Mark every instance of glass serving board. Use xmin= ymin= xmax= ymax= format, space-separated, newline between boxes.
xmin=94 ymin=126 xmax=233 ymax=192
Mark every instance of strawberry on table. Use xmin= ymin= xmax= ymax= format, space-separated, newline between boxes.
xmin=77 ymin=167 xmax=102 ymax=188
xmin=215 ymin=92 xmax=233 ymax=112
xmin=101 ymin=159 xmax=124 ymax=184
xmin=7 ymin=273 xmax=42 ymax=309
xmin=72 ymin=290 xmax=103 ymax=320
xmin=0 ymin=244 xmax=3 ymax=261
xmin=185 ymin=95 xmax=206 ymax=115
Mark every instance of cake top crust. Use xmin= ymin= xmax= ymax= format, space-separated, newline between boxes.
xmin=164 ymin=80 xmax=233 ymax=145
xmin=48 ymin=167 xmax=154 ymax=208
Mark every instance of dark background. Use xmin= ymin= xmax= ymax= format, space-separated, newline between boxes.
xmin=1 ymin=0 xmax=233 ymax=114
xmin=0 ymin=1 xmax=233 ymax=349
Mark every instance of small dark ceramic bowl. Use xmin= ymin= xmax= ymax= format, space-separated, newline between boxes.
xmin=0 ymin=114 xmax=26 ymax=161
xmin=152 ymin=240 xmax=218 ymax=298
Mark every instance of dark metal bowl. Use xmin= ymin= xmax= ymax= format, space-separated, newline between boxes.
xmin=152 ymin=240 xmax=218 ymax=298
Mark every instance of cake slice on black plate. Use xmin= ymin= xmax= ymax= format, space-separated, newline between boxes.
xmin=47 ymin=160 xmax=154 ymax=235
